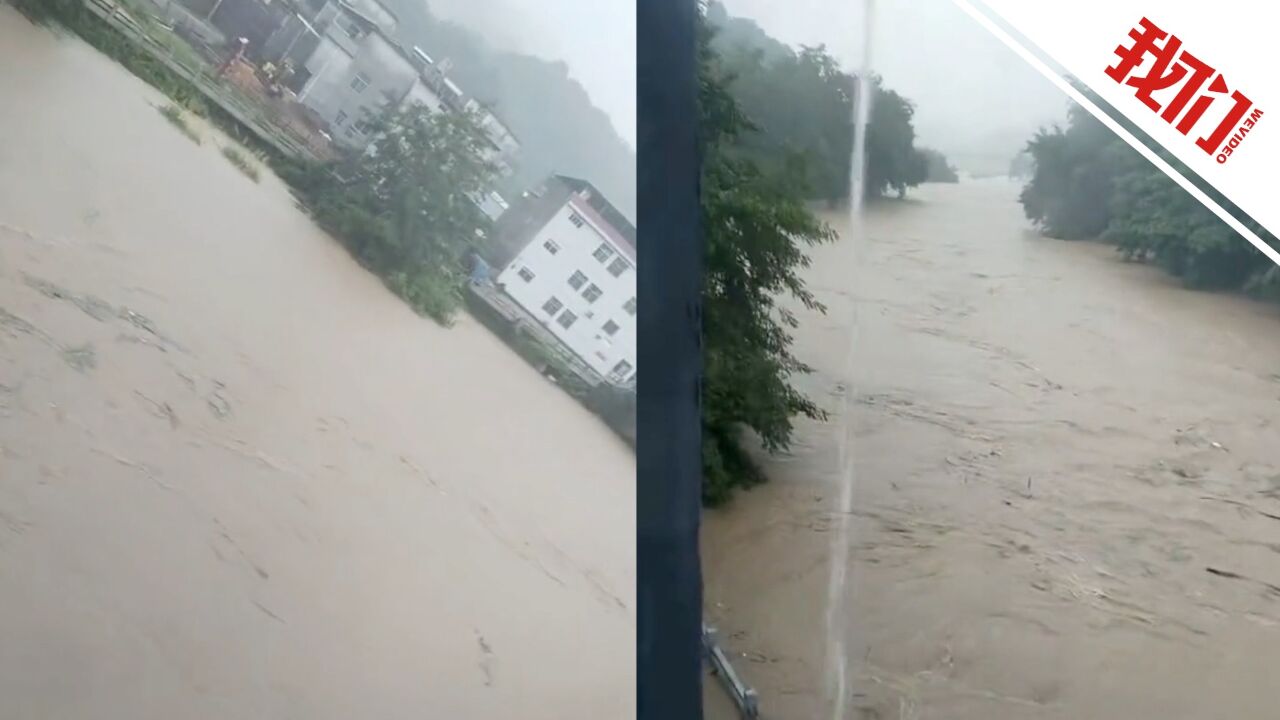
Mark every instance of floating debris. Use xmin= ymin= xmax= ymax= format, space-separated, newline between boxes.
xmin=118 ymin=308 xmax=161 ymax=337
xmin=206 ymin=383 xmax=232 ymax=420
xmin=0 ymin=307 xmax=50 ymax=343
xmin=61 ymin=344 xmax=97 ymax=372
xmin=134 ymin=391 xmax=179 ymax=429
xmin=115 ymin=333 xmax=168 ymax=353
xmin=118 ymin=307 xmax=184 ymax=353
xmin=22 ymin=274 xmax=115 ymax=321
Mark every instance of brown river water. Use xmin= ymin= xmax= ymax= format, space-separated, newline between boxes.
xmin=704 ymin=179 xmax=1280 ymax=718
xmin=0 ymin=10 xmax=633 ymax=719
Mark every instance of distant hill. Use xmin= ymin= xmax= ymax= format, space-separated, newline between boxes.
xmin=377 ymin=0 xmax=636 ymax=220
xmin=705 ymin=2 xmax=791 ymax=63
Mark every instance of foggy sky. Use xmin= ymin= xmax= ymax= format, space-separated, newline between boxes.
xmin=423 ymin=0 xmax=636 ymax=150
xmin=721 ymin=0 xmax=1071 ymax=174
xmin=420 ymin=0 xmax=1070 ymax=173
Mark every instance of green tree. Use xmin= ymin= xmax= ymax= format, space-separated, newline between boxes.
xmin=1019 ymin=106 xmax=1124 ymax=240
xmin=707 ymin=3 xmax=928 ymax=204
xmin=699 ymin=18 xmax=836 ymax=505
xmin=1019 ymin=100 xmax=1279 ymax=293
xmin=864 ymin=78 xmax=927 ymax=198
xmin=919 ymin=147 xmax=959 ymax=183
xmin=294 ymin=105 xmax=498 ymax=323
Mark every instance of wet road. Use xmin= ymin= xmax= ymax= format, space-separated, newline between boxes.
xmin=704 ymin=179 xmax=1280 ymax=719
xmin=0 ymin=11 xmax=634 ymax=719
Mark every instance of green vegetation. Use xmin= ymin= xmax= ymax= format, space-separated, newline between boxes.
xmin=706 ymin=2 xmax=939 ymax=204
xmin=864 ymin=78 xmax=929 ymax=198
xmin=283 ymin=106 xmax=498 ymax=324
xmin=220 ymin=146 xmax=261 ymax=182
xmin=698 ymin=16 xmax=837 ymax=505
xmin=920 ymin=147 xmax=960 ymax=183
xmin=158 ymin=103 xmax=202 ymax=144
xmin=697 ymin=5 xmax=948 ymax=503
xmin=12 ymin=0 xmax=212 ymax=116
xmin=8 ymin=0 xmax=80 ymax=23
xmin=1020 ymin=103 xmax=1279 ymax=295
xmin=696 ymin=4 xmax=949 ymax=504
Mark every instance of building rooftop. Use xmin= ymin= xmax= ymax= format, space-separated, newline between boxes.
xmin=555 ymin=174 xmax=636 ymax=249
xmin=335 ymin=0 xmax=398 ymax=30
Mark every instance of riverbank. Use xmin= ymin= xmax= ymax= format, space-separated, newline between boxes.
xmin=8 ymin=0 xmax=637 ymax=441
xmin=0 ymin=13 xmax=634 ymax=717
xmin=704 ymin=178 xmax=1280 ymax=718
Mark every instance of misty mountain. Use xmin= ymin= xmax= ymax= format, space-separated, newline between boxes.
xmin=377 ymin=0 xmax=636 ymax=220
xmin=705 ymin=2 xmax=791 ymax=63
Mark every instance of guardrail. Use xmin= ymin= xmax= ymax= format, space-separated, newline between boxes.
xmin=81 ymin=0 xmax=318 ymax=161
xmin=703 ymin=623 xmax=761 ymax=719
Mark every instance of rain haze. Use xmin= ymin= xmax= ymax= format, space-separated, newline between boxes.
xmin=721 ymin=0 xmax=1071 ymax=175
xmin=423 ymin=0 xmax=637 ymax=149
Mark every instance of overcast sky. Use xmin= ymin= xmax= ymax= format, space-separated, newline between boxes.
xmin=422 ymin=0 xmax=1069 ymax=172
xmin=423 ymin=0 xmax=636 ymax=150
xmin=720 ymin=0 xmax=1070 ymax=173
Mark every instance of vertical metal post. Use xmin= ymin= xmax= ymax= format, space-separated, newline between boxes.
xmin=637 ymin=0 xmax=703 ymax=719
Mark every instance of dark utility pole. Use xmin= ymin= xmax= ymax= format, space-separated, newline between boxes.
xmin=637 ymin=0 xmax=704 ymax=718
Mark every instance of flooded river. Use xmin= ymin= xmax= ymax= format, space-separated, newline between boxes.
xmin=0 ymin=10 xmax=633 ymax=718
xmin=704 ymin=179 xmax=1280 ymax=719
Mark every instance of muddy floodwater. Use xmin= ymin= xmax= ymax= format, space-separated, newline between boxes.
xmin=704 ymin=178 xmax=1280 ymax=719
xmin=0 ymin=11 xmax=633 ymax=719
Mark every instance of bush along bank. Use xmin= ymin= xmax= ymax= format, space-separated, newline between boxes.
xmin=1020 ymin=102 xmax=1280 ymax=298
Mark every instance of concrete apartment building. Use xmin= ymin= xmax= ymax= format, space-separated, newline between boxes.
xmin=488 ymin=176 xmax=637 ymax=386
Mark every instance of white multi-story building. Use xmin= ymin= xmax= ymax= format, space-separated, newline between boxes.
xmin=489 ymin=176 xmax=636 ymax=385
xmin=260 ymin=0 xmax=519 ymax=171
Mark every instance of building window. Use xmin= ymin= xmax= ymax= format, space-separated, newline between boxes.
xmin=353 ymin=118 xmax=372 ymax=135
xmin=607 ymin=257 xmax=628 ymax=277
xmin=334 ymin=110 xmax=348 ymax=126
xmin=623 ymin=296 xmax=637 ymax=316
xmin=542 ymin=297 xmax=563 ymax=316
xmin=345 ymin=125 xmax=357 ymax=138
xmin=582 ymin=283 xmax=603 ymax=304
xmin=569 ymin=212 xmax=586 ymax=228
xmin=592 ymin=243 xmax=615 ymax=263
xmin=350 ymin=73 xmax=370 ymax=93
xmin=568 ymin=270 xmax=588 ymax=290
xmin=557 ymin=309 xmax=578 ymax=329
xmin=608 ymin=360 xmax=633 ymax=383
xmin=337 ymin=16 xmax=363 ymax=39
xmin=543 ymin=239 xmax=560 ymax=255
xmin=602 ymin=319 xmax=619 ymax=336
xmin=517 ymin=267 xmax=535 ymax=282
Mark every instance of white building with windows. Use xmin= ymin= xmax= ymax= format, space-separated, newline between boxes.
xmin=489 ymin=176 xmax=636 ymax=385
xmin=260 ymin=0 xmax=519 ymax=171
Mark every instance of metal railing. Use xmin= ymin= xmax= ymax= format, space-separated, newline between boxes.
xmin=703 ymin=623 xmax=761 ymax=719
xmin=82 ymin=0 xmax=320 ymax=161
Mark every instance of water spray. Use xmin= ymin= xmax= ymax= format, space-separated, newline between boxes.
xmin=825 ymin=1 xmax=875 ymax=719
